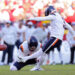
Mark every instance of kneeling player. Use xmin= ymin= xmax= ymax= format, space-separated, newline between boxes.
xmin=10 ymin=36 xmax=45 ymax=71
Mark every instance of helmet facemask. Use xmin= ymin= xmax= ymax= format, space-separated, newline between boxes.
xmin=28 ymin=36 xmax=38 ymax=52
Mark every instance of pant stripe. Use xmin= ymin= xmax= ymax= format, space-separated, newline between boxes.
xmin=52 ymin=38 xmax=59 ymax=46
xmin=44 ymin=38 xmax=59 ymax=53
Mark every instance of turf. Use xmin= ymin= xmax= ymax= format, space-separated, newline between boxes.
xmin=0 ymin=65 xmax=75 ymax=75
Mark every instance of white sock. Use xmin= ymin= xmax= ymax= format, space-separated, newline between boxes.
xmin=59 ymin=51 xmax=63 ymax=62
xmin=28 ymin=49 xmax=44 ymax=60
xmin=52 ymin=51 xmax=55 ymax=63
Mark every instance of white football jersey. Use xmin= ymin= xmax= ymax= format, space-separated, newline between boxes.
xmin=29 ymin=12 xmax=75 ymax=40
xmin=18 ymin=41 xmax=41 ymax=57
xmin=49 ymin=13 xmax=64 ymax=40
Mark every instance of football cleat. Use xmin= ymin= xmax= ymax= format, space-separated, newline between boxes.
xmin=30 ymin=67 xmax=44 ymax=71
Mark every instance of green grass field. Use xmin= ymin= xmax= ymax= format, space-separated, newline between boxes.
xmin=0 ymin=65 xmax=75 ymax=75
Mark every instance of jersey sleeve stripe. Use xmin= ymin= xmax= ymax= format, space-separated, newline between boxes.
xmin=20 ymin=45 xmax=24 ymax=52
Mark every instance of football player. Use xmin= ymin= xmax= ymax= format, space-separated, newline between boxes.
xmin=10 ymin=36 xmax=45 ymax=71
xmin=17 ymin=5 xmax=75 ymax=63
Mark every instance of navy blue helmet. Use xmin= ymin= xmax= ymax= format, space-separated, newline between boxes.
xmin=45 ymin=6 xmax=55 ymax=16
xmin=28 ymin=36 xmax=38 ymax=51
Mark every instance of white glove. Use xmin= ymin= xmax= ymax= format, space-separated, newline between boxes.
xmin=17 ymin=56 xmax=23 ymax=62
xmin=17 ymin=56 xmax=29 ymax=63
xmin=21 ymin=56 xmax=29 ymax=62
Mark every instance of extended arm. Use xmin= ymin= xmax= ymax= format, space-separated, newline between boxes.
xmin=29 ymin=15 xmax=55 ymax=21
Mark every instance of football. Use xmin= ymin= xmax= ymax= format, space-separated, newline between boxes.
xmin=0 ymin=44 xmax=7 ymax=51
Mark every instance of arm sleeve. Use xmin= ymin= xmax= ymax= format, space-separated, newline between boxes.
xmin=17 ymin=49 xmax=24 ymax=56
xmin=17 ymin=48 xmax=25 ymax=62
xmin=17 ymin=44 xmax=25 ymax=56
xmin=29 ymin=15 xmax=55 ymax=21
xmin=64 ymin=22 xmax=75 ymax=37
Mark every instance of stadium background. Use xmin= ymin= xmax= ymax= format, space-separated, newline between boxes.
xmin=0 ymin=0 xmax=75 ymax=74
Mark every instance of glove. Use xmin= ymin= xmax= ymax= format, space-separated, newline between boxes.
xmin=17 ymin=56 xmax=22 ymax=62
xmin=17 ymin=56 xmax=29 ymax=63
xmin=17 ymin=56 xmax=24 ymax=62
xmin=21 ymin=56 xmax=29 ymax=62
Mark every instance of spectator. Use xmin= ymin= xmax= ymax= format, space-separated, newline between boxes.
xmin=25 ymin=21 xmax=35 ymax=40
xmin=32 ymin=23 xmax=47 ymax=43
xmin=1 ymin=21 xmax=17 ymax=65
xmin=67 ymin=22 xmax=75 ymax=64
xmin=15 ymin=20 xmax=26 ymax=49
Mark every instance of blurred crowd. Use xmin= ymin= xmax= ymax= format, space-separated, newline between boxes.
xmin=0 ymin=0 xmax=75 ymax=66
xmin=0 ymin=0 xmax=74 ymax=22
